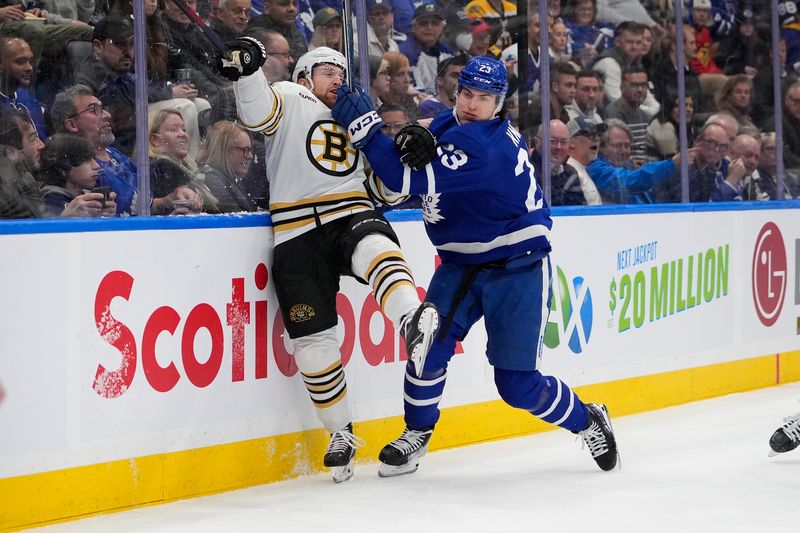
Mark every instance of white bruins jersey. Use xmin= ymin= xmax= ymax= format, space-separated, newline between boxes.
xmin=234 ymin=71 xmax=372 ymax=245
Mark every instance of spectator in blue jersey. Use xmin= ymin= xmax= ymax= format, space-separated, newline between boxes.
xmin=50 ymin=85 xmax=137 ymax=215
xmin=416 ymin=55 xmax=465 ymax=120
xmin=500 ymin=9 xmax=551 ymax=97
xmin=661 ymin=121 xmax=745 ymax=203
xmin=589 ymin=118 xmax=698 ymax=204
xmin=562 ymin=0 xmax=613 ymax=68
xmin=332 ymin=55 xmax=620 ymax=477
xmin=0 ymin=37 xmax=46 ymax=142
xmin=399 ymin=4 xmax=453 ymax=94
xmin=746 ymin=132 xmax=800 ymax=200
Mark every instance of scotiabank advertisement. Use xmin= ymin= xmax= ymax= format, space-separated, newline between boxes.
xmin=0 ymin=208 xmax=798 ymax=480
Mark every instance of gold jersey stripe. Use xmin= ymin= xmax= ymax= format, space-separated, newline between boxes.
xmin=301 ymin=360 xmax=342 ymax=379
xmin=239 ymin=85 xmax=283 ymax=131
xmin=270 ymin=191 xmax=370 ymax=211
xmin=373 ymin=264 xmax=413 ymax=293
xmin=273 ymin=204 xmax=371 ymax=232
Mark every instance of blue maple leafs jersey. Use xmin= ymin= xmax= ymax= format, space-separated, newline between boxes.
xmin=362 ymin=112 xmax=553 ymax=265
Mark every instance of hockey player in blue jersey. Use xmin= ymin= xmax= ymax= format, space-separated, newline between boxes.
xmin=332 ymin=56 xmax=619 ymax=477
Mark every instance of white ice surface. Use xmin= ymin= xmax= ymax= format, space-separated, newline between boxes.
xmin=34 ymin=383 xmax=800 ymax=533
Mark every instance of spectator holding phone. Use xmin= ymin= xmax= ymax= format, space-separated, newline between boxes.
xmin=37 ymin=133 xmax=118 ymax=217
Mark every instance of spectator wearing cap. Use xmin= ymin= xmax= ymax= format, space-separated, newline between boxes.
xmin=588 ymin=118 xmax=695 ymax=204
xmin=564 ymin=115 xmax=603 ymax=205
xmin=391 ymin=0 xmax=434 ymax=35
xmin=248 ymin=0 xmax=308 ymax=62
xmin=417 ymin=54 xmax=465 ymax=119
xmin=212 ymin=0 xmax=252 ymax=43
xmin=464 ymin=0 xmax=517 ymax=53
xmin=309 ymin=7 xmax=342 ymax=51
xmin=92 ymin=16 xmax=211 ymax=159
xmin=399 ymin=4 xmax=453 ymax=94
xmin=464 ymin=18 xmax=495 ymax=58
xmin=74 ymin=17 xmax=127 ymax=95
xmin=362 ymin=0 xmax=404 ymax=57
xmin=566 ymin=70 xmax=603 ymax=124
xmin=0 ymin=36 xmax=46 ymax=142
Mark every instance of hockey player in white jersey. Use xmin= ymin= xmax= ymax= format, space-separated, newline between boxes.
xmin=216 ymin=39 xmax=439 ymax=483
xmin=332 ymin=56 xmax=619 ymax=477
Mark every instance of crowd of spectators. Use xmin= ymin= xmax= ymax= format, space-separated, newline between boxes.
xmin=0 ymin=0 xmax=798 ymax=220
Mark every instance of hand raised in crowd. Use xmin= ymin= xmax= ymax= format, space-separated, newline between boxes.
xmin=726 ymin=157 xmax=748 ymax=187
xmin=171 ymin=83 xmax=199 ymax=100
xmin=0 ymin=5 xmax=26 ymax=21
xmin=672 ymin=147 xmax=700 ymax=167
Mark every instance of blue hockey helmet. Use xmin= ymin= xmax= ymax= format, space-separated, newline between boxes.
xmin=457 ymin=56 xmax=509 ymax=97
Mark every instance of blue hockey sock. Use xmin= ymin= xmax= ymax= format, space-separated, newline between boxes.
xmin=494 ymin=368 xmax=589 ymax=432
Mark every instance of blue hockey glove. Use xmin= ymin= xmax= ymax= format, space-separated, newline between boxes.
xmin=332 ymin=84 xmax=382 ymax=149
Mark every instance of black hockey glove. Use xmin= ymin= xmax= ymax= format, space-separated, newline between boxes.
xmin=217 ymin=37 xmax=266 ymax=81
xmin=395 ymin=124 xmax=437 ymax=171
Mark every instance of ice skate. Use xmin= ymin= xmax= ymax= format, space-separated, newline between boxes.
xmin=768 ymin=412 xmax=800 ymax=456
xmin=323 ymin=423 xmax=364 ymax=483
xmin=400 ymin=303 xmax=440 ymax=377
xmin=579 ymin=403 xmax=619 ymax=471
xmin=378 ymin=426 xmax=433 ymax=477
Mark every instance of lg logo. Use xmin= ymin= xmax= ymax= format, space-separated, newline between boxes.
xmin=752 ymin=222 xmax=787 ymax=327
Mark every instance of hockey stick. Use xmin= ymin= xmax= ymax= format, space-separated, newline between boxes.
xmin=341 ymin=0 xmax=355 ymax=88
xmin=168 ymin=0 xmax=232 ymax=60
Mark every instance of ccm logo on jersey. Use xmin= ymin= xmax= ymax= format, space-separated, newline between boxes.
xmin=348 ymin=111 xmax=380 ymax=144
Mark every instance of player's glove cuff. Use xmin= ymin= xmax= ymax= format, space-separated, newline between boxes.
xmin=347 ymin=111 xmax=382 ymax=148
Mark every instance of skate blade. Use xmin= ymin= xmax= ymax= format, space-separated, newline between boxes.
xmin=378 ymin=461 xmax=420 ymax=478
xmin=768 ymin=449 xmax=781 ymax=457
xmin=330 ymin=464 xmax=354 ymax=483
xmin=409 ymin=307 xmax=440 ymax=378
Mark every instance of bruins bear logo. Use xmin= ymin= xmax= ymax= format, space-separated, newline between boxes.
xmin=305 ymin=120 xmax=360 ymax=176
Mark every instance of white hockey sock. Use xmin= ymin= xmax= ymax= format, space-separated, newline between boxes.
xmin=351 ymin=233 xmax=419 ymax=326
xmin=292 ymin=328 xmax=351 ymax=432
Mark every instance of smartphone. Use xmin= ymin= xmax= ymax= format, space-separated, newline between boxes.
xmin=91 ymin=186 xmax=111 ymax=207
xmin=171 ymin=199 xmax=197 ymax=211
